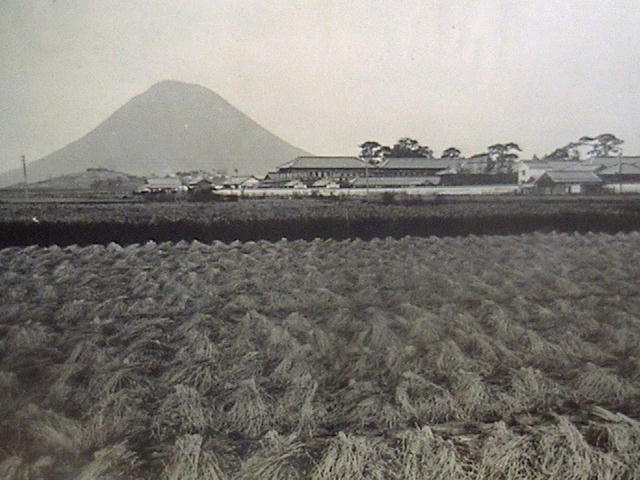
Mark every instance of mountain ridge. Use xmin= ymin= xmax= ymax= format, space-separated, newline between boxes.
xmin=0 ymin=80 xmax=309 ymax=187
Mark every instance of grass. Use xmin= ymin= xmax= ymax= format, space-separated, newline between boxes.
xmin=1 ymin=232 xmax=640 ymax=477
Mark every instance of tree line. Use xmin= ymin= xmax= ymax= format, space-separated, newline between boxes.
xmin=359 ymin=133 xmax=624 ymax=173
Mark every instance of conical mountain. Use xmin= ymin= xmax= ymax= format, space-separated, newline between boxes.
xmin=0 ymin=80 xmax=308 ymax=187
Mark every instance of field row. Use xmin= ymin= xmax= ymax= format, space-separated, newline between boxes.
xmin=2 ymin=196 xmax=640 ymax=225
xmin=2 ymin=233 xmax=640 ymax=478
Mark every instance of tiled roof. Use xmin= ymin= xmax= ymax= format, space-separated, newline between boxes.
xmin=284 ymin=179 xmax=307 ymax=187
xmin=351 ymin=176 xmax=440 ymax=187
xmin=146 ymin=177 xmax=182 ymax=188
xmin=558 ymin=164 xmax=602 ymax=172
xmin=599 ymin=163 xmax=640 ymax=175
xmin=520 ymin=161 xmax=582 ymax=170
xmin=187 ymin=177 xmax=211 ymax=185
xmin=312 ymin=178 xmax=340 ymax=187
xmin=589 ymin=156 xmax=640 ymax=168
xmin=540 ymin=171 xmax=602 ymax=184
xmin=282 ymin=156 xmax=365 ymax=169
xmin=228 ymin=176 xmax=257 ymax=183
xmin=380 ymin=157 xmax=453 ymax=170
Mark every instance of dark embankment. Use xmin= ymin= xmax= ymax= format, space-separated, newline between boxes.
xmin=3 ymin=212 xmax=640 ymax=247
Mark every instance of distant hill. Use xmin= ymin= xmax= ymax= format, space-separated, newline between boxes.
xmin=0 ymin=80 xmax=309 ymax=187
xmin=6 ymin=168 xmax=146 ymax=193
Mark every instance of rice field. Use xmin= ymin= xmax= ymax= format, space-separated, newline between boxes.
xmin=1 ymin=232 xmax=640 ymax=479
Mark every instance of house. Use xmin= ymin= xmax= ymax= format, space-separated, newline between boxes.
xmin=223 ymin=175 xmax=261 ymax=189
xmin=138 ymin=177 xmax=183 ymax=193
xmin=436 ymin=171 xmax=516 ymax=186
xmin=284 ymin=179 xmax=308 ymax=189
xmin=374 ymin=157 xmax=454 ymax=177
xmin=460 ymin=154 xmax=491 ymax=174
xmin=535 ymin=171 xmax=602 ymax=194
xmin=312 ymin=178 xmax=340 ymax=189
xmin=516 ymin=160 xmax=582 ymax=184
xmin=350 ymin=176 xmax=440 ymax=188
xmin=187 ymin=178 xmax=213 ymax=192
xmin=588 ymin=156 xmax=640 ymax=169
xmin=597 ymin=163 xmax=640 ymax=184
xmin=267 ymin=156 xmax=366 ymax=181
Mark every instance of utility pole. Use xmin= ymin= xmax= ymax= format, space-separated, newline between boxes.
xmin=21 ymin=154 xmax=29 ymax=200
xmin=618 ymin=151 xmax=622 ymax=194
xmin=365 ymin=160 xmax=369 ymax=197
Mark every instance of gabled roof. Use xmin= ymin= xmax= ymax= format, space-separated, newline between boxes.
xmin=227 ymin=175 xmax=259 ymax=183
xmin=284 ymin=179 xmax=307 ymax=187
xmin=380 ymin=157 xmax=453 ymax=170
xmin=520 ymin=160 xmax=582 ymax=170
xmin=350 ymin=176 xmax=440 ymax=187
xmin=435 ymin=167 xmax=458 ymax=175
xmin=312 ymin=178 xmax=340 ymax=187
xmin=599 ymin=163 xmax=640 ymax=175
xmin=538 ymin=171 xmax=602 ymax=184
xmin=557 ymin=164 xmax=602 ymax=172
xmin=146 ymin=177 xmax=182 ymax=188
xmin=187 ymin=177 xmax=212 ymax=186
xmin=589 ymin=156 xmax=640 ymax=168
xmin=280 ymin=156 xmax=364 ymax=169
xmin=465 ymin=154 xmax=490 ymax=162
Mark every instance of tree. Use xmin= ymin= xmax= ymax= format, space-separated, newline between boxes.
xmin=358 ymin=141 xmax=390 ymax=165
xmin=487 ymin=143 xmax=521 ymax=173
xmin=579 ymin=133 xmax=623 ymax=157
xmin=389 ymin=138 xmax=433 ymax=158
xmin=441 ymin=147 xmax=461 ymax=160
xmin=543 ymin=142 xmax=580 ymax=161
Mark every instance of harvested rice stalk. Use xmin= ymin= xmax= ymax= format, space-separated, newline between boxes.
xmin=510 ymin=366 xmax=562 ymax=411
xmin=75 ymin=441 xmax=140 ymax=480
xmin=242 ymin=430 xmax=309 ymax=480
xmin=4 ymin=322 xmax=53 ymax=355
xmin=267 ymin=325 xmax=300 ymax=360
xmin=87 ymin=363 xmax=153 ymax=401
xmin=219 ymin=377 xmax=273 ymax=437
xmin=333 ymin=380 xmax=404 ymax=432
xmin=310 ymin=432 xmax=396 ymax=480
xmin=165 ymin=360 xmax=219 ymax=396
xmin=452 ymin=373 xmax=493 ymax=421
xmin=16 ymin=403 xmax=88 ymax=454
xmin=536 ymin=416 xmax=625 ymax=480
xmin=433 ymin=340 xmax=473 ymax=375
xmin=395 ymin=371 xmax=461 ymax=424
xmin=277 ymin=374 xmax=326 ymax=436
xmin=0 ymin=456 xmax=29 ymax=480
xmin=0 ymin=371 xmax=19 ymax=397
xmin=0 ymin=455 xmax=52 ymax=479
xmin=173 ymin=323 xmax=220 ymax=363
xmin=474 ymin=421 xmax=536 ymax=480
xmin=272 ymin=344 xmax=314 ymax=382
xmin=396 ymin=426 xmax=471 ymax=480
xmin=162 ymin=434 xmax=227 ymax=480
xmin=85 ymin=388 xmax=149 ymax=449
xmin=587 ymin=419 xmax=640 ymax=477
xmin=574 ymin=362 xmax=634 ymax=406
xmin=152 ymin=385 xmax=210 ymax=440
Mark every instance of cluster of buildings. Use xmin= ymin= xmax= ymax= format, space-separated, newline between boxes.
xmin=137 ymin=155 xmax=640 ymax=196
xmin=518 ymin=156 xmax=640 ymax=194
xmin=137 ymin=173 xmax=260 ymax=194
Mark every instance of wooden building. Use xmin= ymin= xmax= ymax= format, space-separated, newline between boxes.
xmin=266 ymin=156 xmax=366 ymax=181
xmin=535 ymin=171 xmax=602 ymax=194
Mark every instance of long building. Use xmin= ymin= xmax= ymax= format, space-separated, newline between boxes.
xmin=266 ymin=156 xmax=458 ymax=183
xmin=266 ymin=156 xmax=367 ymax=181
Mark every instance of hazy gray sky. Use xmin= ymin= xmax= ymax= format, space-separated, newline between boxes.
xmin=1 ymin=0 xmax=639 ymax=173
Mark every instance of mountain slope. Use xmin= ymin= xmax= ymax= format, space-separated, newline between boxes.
xmin=7 ymin=168 xmax=146 ymax=192
xmin=0 ymin=81 xmax=308 ymax=187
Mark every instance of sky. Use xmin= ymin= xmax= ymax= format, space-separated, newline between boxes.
xmin=1 ymin=0 xmax=639 ymax=173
